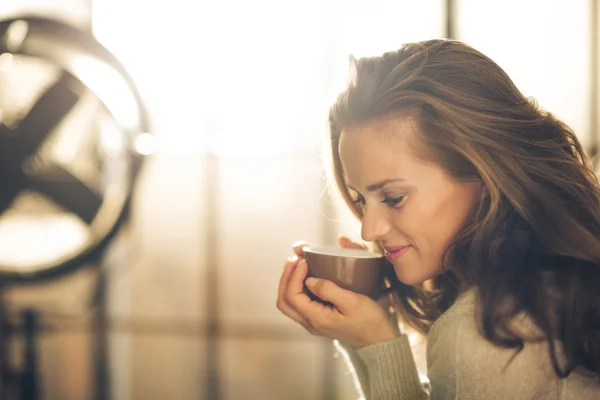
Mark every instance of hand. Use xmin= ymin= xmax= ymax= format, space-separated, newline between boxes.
xmin=276 ymin=237 xmax=400 ymax=348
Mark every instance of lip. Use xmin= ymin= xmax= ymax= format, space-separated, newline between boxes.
xmin=383 ymin=245 xmax=410 ymax=252
xmin=383 ymin=245 xmax=411 ymax=262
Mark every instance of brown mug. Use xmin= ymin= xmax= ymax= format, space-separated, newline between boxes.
xmin=302 ymin=245 xmax=391 ymax=304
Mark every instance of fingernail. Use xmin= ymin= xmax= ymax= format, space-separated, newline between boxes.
xmin=292 ymin=240 xmax=306 ymax=248
xmin=305 ymin=277 xmax=317 ymax=287
xmin=287 ymin=255 xmax=299 ymax=263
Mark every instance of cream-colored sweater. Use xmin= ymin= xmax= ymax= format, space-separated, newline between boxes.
xmin=339 ymin=290 xmax=600 ymax=399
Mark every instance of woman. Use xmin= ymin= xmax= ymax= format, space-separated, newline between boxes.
xmin=276 ymin=39 xmax=600 ymax=399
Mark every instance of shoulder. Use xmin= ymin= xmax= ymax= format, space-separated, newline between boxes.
xmin=427 ymin=289 xmax=477 ymax=357
xmin=425 ymin=289 xmax=558 ymax=399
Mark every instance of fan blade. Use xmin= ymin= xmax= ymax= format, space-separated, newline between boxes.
xmin=12 ymin=72 xmax=81 ymax=160
xmin=28 ymin=165 xmax=101 ymax=224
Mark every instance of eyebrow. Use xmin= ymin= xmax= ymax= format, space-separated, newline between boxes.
xmin=347 ymin=179 xmax=406 ymax=193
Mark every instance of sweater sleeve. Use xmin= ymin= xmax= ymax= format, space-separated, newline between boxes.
xmin=336 ymin=335 xmax=429 ymax=400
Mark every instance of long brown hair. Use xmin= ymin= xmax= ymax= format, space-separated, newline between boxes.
xmin=328 ymin=39 xmax=600 ymax=379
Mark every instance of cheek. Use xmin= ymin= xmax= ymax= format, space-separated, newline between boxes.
xmin=406 ymin=191 xmax=471 ymax=251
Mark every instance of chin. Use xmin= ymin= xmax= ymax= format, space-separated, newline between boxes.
xmin=393 ymin=266 xmax=432 ymax=286
xmin=396 ymin=275 xmax=429 ymax=286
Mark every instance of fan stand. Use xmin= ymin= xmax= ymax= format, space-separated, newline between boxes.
xmin=0 ymin=273 xmax=111 ymax=400
xmin=0 ymin=291 xmax=43 ymax=400
xmin=17 ymin=308 xmax=39 ymax=400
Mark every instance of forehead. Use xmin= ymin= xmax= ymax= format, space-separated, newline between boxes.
xmin=341 ymin=116 xmax=419 ymax=148
xmin=338 ymin=117 xmax=422 ymax=180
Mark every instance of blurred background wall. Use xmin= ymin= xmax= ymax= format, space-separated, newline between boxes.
xmin=0 ymin=0 xmax=598 ymax=399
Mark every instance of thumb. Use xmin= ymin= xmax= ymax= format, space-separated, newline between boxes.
xmin=305 ymin=277 xmax=360 ymax=313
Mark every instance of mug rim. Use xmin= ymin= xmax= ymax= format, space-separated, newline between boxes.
xmin=303 ymin=245 xmax=382 ymax=259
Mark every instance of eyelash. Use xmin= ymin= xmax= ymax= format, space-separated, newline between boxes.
xmin=351 ymin=194 xmax=406 ymax=208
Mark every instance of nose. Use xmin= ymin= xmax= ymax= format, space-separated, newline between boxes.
xmin=360 ymin=203 xmax=392 ymax=242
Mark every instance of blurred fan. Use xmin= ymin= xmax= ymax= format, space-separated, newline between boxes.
xmin=0 ymin=16 xmax=151 ymax=282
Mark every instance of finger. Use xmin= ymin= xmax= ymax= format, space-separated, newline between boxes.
xmin=279 ymin=301 xmax=313 ymax=331
xmin=285 ymin=260 xmax=335 ymax=324
xmin=286 ymin=258 xmax=310 ymax=297
xmin=284 ymin=259 xmax=328 ymax=328
xmin=277 ymin=259 xmax=314 ymax=330
xmin=337 ymin=235 xmax=366 ymax=250
xmin=286 ymin=259 xmax=326 ymax=311
xmin=278 ymin=257 xmax=298 ymax=302
xmin=292 ymin=240 xmax=310 ymax=258
xmin=304 ymin=277 xmax=361 ymax=315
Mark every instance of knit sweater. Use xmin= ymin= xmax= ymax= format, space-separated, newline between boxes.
xmin=338 ymin=290 xmax=600 ymax=399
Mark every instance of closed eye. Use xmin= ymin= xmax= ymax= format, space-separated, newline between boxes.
xmin=351 ymin=194 xmax=406 ymax=208
xmin=382 ymin=196 xmax=406 ymax=207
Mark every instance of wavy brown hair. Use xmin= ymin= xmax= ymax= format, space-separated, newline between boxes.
xmin=328 ymin=39 xmax=600 ymax=380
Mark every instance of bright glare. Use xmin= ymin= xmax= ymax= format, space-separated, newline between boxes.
xmin=92 ymin=0 xmax=443 ymax=157
xmin=134 ymin=132 xmax=157 ymax=156
xmin=332 ymin=340 xmax=366 ymax=400
xmin=0 ymin=53 xmax=14 ymax=72
xmin=339 ymin=0 xmax=444 ymax=58
xmin=0 ymin=214 xmax=89 ymax=270
xmin=69 ymin=55 xmax=140 ymax=131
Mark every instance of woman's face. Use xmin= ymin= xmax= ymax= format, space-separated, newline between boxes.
xmin=338 ymin=117 xmax=481 ymax=285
